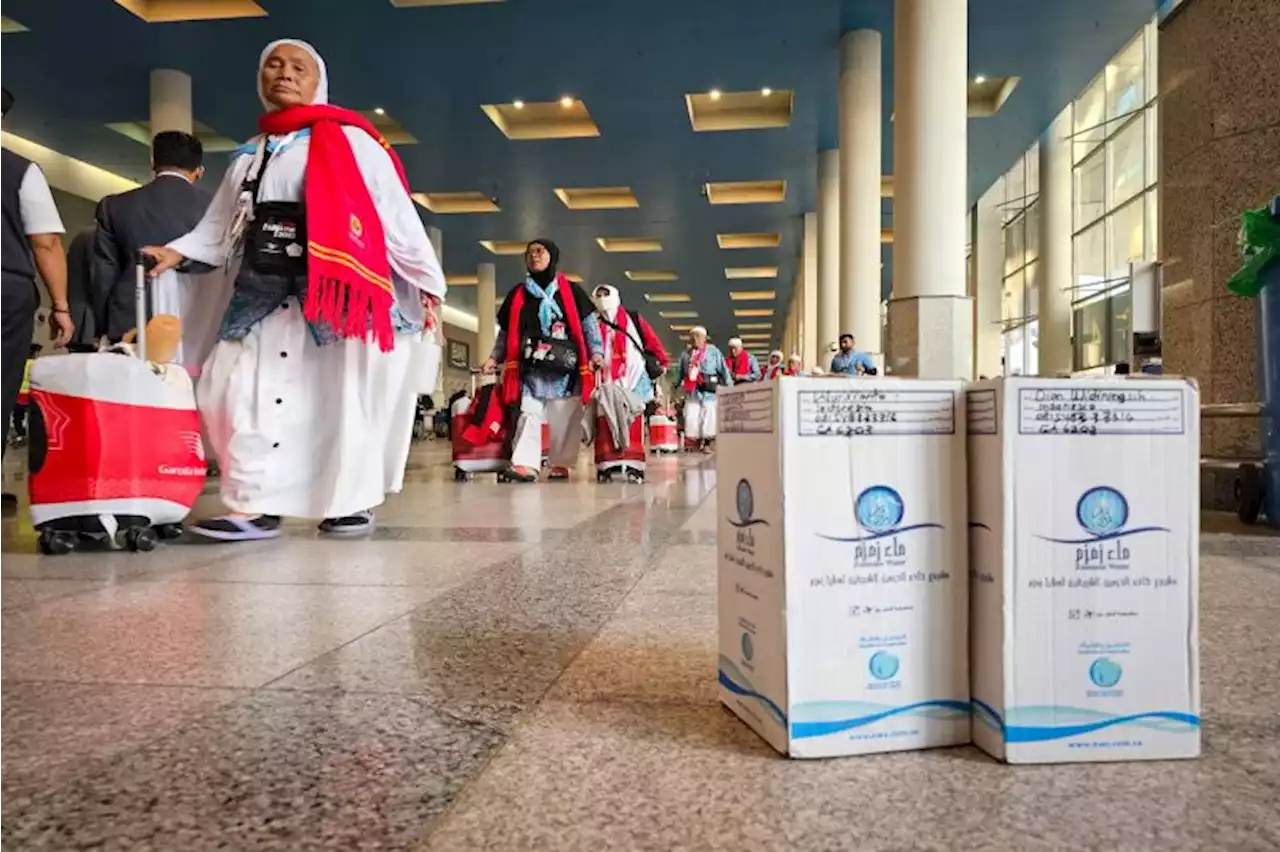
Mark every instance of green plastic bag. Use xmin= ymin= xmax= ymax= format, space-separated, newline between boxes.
xmin=1226 ymin=205 xmax=1280 ymax=297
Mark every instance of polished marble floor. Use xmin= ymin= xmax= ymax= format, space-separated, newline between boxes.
xmin=2 ymin=442 xmax=1279 ymax=850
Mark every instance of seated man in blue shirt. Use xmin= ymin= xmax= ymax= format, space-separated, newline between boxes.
xmin=828 ymin=333 xmax=877 ymax=375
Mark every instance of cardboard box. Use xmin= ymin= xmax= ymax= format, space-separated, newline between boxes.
xmin=967 ymin=377 xmax=1201 ymax=763
xmin=716 ymin=378 xmax=970 ymax=758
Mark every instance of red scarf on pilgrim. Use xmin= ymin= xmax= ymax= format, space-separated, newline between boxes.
xmin=682 ymin=347 xmax=707 ymax=394
xmin=258 ymin=104 xmax=410 ymax=352
xmin=500 ymin=274 xmax=596 ymax=406
xmin=729 ymin=349 xmax=751 ymax=379
xmin=598 ymin=310 xmax=630 ymax=383
xmin=766 ymin=363 xmax=782 ymax=380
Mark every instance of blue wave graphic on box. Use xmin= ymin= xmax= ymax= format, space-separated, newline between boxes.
xmin=1035 ymin=525 xmax=1170 ymax=545
xmin=817 ymin=523 xmax=943 ymax=544
xmin=973 ymin=702 xmax=1200 ymax=743
xmin=717 ymin=657 xmax=786 ymax=726
xmin=789 ymin=699 xmax=970 ymax=740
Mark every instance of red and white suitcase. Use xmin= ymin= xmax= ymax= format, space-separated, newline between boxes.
xmin=648 ymin=414 xmax=678 ymax=454
xmin=540 ymin=420 xmax=551 ymax=468
xmin=451 ymin=371 xmax=507 ymax=481
xmin=28 ymin=262 xmax=206 ymax=555
xmin=594 ymin=414 xmax=645 ymax=483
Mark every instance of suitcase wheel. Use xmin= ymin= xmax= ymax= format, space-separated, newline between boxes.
xmin=454 ymin=467 xmax=473 ymax=482
xmin=626 ymin=469 xmax=645 ymax=483
xmin=116 ymin=526 xmax=158 ymax=553
xmin=597 ymin=471 xmax=611 ymax=484
xmin=37 ymin=529 xmax=76 ymax=556
xmin=156 ymin=523 xmax=185 ymax=541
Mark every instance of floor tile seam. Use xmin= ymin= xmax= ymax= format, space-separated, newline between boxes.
xmin=0 ymin=677 xmax=254 ymax=692
xmin=417 ymin=479 xmax=718 ymax=842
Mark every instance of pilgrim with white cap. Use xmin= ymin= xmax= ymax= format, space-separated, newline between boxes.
xmin=677 ymin=326 xmax=732 ymax=453
xmin=725 ymin=337 xmax=760 ymax=383
xmin=763 ymin=350 xmax=784 ymax=380
xmin=785 ymin=353 xmax=806 ymax=376
xmin=143 ymin=39 xmax=446 ymax=541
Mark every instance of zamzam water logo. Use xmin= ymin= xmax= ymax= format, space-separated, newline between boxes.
xmin=349 ymin=213 xmax=366 ymax=248
xmin=728 ymin=479 xmax=768 ymax=556
xmin=819 ymin=485 xmax=941 ymax=567
xmin=1088 ymin=657 xmax=1124 ymax=697
xmin=867 ymin=650 xmax=901 ymax=690
xmin=1038 ymin=486 xmax=1168 ymax=569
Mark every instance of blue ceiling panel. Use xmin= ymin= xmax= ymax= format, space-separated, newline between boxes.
xmin=0 ymin=0 xmax=1156 ymax=352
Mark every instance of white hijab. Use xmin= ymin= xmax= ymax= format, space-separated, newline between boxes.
xmin=257 ymin=38 xmax=329 ymax=111
xmin=592 ymin=285 xmax=621 ymax=321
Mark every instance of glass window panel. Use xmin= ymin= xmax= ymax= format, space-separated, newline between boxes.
xmin=1004 ymin=326 xmax=1025 ymax=376
xmin=1107 ymin=197 xmax=1145 ymax=280
xmin=1002 ymin=269 xmax=1025 ymax=324
xmin=1025 ymin=260 xmax=1041 ymax=319
xmin=1146 ymin=100 xmax=1159 ymax=187
xmin=1074 ymin=150 xmax=1106 ymax=229
xmin=1004 ymin=214 xmax=1026 ymax=276
xmin=1108 ymin=116 xmax=1145 ymax=208
xmin=1073 ymin=75 xmax=1106 ymax=164
xmin=1145 ymin=189 xmax=1159 ymax=261
xmin=1005 ymin=156 xmax=1026 ymax=217
xmin=1026 ymin=320 xmax=1040 ymax=376
xmin=1107 ymin=32 xmax=1145 ymax=120
xmin=1074 ymin=220 xmax=1107 ymax=301
xmin=1074 ymin=300 xmax=1108 ymax=370
xmin=1025 ymin=199 xmax=1041 ymax=264
xmin=1110 ymin=288 xmax=1132 ymax=366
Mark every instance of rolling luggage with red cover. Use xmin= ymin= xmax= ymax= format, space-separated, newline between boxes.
xmin=595 ymin=414 xmax=645 ymax=482
xmin=29 ymin=261 xmax=206 ymax=555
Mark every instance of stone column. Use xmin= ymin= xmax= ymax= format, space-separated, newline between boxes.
xmin=802 ymin=211 xmax=819 ymax=369
xmin=886 ymin=0 xmax=972 ymax=379
xmin=149 ymin=69 xmax=192 ymax=135
xmin=1038 ymin=105 xmax=1074 ymax=377
xmin=816 ymin=150 xmax=841 ymax=368
xmin=477 ymin=262 xmax=497 ymax=365
xmin=839 ymin=29 xmax=884 ymax=362
xmin=972 ymin=185 xmax=1003 ymax=378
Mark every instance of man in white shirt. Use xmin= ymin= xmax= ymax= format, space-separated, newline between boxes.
xmin=2 ymin=87 xmax=73 ymax=511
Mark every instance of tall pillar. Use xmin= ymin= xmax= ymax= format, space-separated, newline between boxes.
xmin=1038 ymin=105 xmax=1074 ymax=377
xmin=816 ymin=150 xmax=841 ymax=368
xmin=839 ymin=29 xmax=883 ymax=363
xmin=886 ymin=0 xmax=972 ymax=379
xmin=477 ymin=262 xmax=497 ymax=365
xmin=973 ymin=186 xmax=1003 ymax=378
xmin=802 ymin=212 xmax=819 ymax=370
xmin=149 ymin=69 xmax=192 ymax=135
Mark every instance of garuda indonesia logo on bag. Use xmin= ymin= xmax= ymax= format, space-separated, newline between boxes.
xmin=819 ymin=485 xmax=942 ymax=568
xmin=1037 ymin=486 xmax=1168 ymax=570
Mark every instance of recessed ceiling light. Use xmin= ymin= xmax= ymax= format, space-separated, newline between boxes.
xmin=709 ymin=88 xmax=722 ymax=101
xmin=555 ymin=186 xmax=639 ymax=210
xmin=374 ymin=107 xmax=386 ymax=116
xmin=513 ymin=99 xmax=525 ymax=110
xmin=560 ymin=95 xmax=574 ymax=108
xmin=725 ymin=269 xmax=779 ymax=281
xmin=704 ymin=180 xmax=787 ymax=205
xmin=737 ymin=322 xmax=772 ymax=330
xmin=413 ymin=191 xmax=500 ymax=214
xmin=974 ymin=75 xmax=987 ymax=84
xmin=643 ymin=293 xmax=692 ymax=303
xmin=717 ymin=232 xmax=782 ymax=250
xmin=734 ymin=308 xmax=775 ymax=318
xmin=669 ymin=323 xmax=695 ymax=332
xmin=596 ymin=237 xmax=663 ymax=253
xmin=729 ymin=289 xmax=777 ymax=300
xmin=478 ymin=240 xmax=528 ymax=256
xmin=482 ymin=100 xmax=599 ymax=140
xmin=761 ymin=87 xmax=772 ymax=97
xmin=625 ymin=270 xmax=679 ymax=282
xmin=445 ymin=273 xmax=480 ymax=285
xmin=658 ymin=310 xmax=699 ymax=319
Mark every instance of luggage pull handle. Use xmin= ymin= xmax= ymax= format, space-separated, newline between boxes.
xmin=134 ymin=253 xmax=158 ymax=363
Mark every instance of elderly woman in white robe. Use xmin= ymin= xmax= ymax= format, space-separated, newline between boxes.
xmin=143 ymin=39 xmax=445 ymax=541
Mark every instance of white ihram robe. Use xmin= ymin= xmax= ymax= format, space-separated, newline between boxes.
xmin=168 ymin=128 xmax=445 ymax=519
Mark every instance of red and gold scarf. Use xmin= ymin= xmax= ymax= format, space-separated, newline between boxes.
xmin=258 ymin=104 xmax=409 ymax=352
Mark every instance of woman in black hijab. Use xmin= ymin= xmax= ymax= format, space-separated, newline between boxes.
xmin=482 ymin=239 xmax=603 ymax=481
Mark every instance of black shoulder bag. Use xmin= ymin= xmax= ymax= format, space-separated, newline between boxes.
xmin=242 ymin=143 xmax=307 ymax=277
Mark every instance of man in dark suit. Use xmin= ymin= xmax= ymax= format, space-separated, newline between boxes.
xmin=65 ymin=226 xmax=100 ymax=350
xmin=93 ymin=130 xmax=209 ymax=341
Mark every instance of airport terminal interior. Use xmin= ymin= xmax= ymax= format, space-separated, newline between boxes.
xmin=3 ymin=0 xmax=1280 ymax=849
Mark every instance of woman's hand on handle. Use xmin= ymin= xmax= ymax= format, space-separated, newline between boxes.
xmin=140 ymin=246 xmax=184 ymax=278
